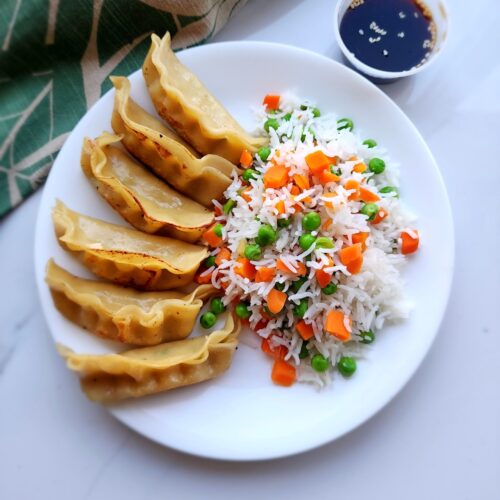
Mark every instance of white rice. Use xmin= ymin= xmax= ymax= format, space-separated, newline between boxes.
xmin=209 ymin=94 xmax=417 ymax=387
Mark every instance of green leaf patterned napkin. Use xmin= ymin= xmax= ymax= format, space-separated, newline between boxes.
xmin=0 ymin=0 xmax=246 ymax=217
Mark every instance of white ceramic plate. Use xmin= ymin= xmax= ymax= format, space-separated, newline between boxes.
xmin=34 ymin=41 xmax=454 ymax=461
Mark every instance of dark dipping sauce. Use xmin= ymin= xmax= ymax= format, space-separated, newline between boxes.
xmin=339 ymin=0 xmax=436 ymax=72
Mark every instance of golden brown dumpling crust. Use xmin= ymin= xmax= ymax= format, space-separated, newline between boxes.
xmin=81 ymin=132 xmax=214 ymax=242
xmin=58 ymin=314 xmax=240 ymax=402
xmin=46 ymin=259 xmax=217 ymax=345
xmin=142 ymin=33 xmax=267 ymax=164
xmin=52 ymin=200 xmax=208 ymax=290
xmin=111 ymin=76 xmax=238 ymax=208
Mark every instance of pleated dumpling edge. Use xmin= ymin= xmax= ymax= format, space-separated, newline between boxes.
xmin=45 ymin=259 xmax=217 ymax=345
xmin=80 ymin=132 xmax=214 ymax=242
xmin=142 ymin=32 xmax=267 ymax=164
xmin=57 ymin=313 xmax=240 ymax=402
xmin=52 ymin=200 xmax=208 ymax=290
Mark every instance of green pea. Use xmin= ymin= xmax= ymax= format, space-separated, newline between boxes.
xmin=293 ymin=299 xmax=308 ymax=318
xmin=213 ymin=223 xmax=223 ymax=237
xmin=363 ymin=139 xmax=377 ymax=148
xmin=315 ymin=236 xmax=334 ymax=249
xmin=256 ymin=224 xmax=277 ymax=246
xmin=242 ymin=168 xmax=259 ymax=182
xmin=210 ymin=297 xmax=226 ymax=315
xmin=200 ymin=312 xmax=216 ymax=329
xmin=360 ymin=203 xmax=379 ymax=221
xmin=302 ymin=212 xmax=321 ymax=231
xmin=282 ymin=112 xmax=292 ymax=121
xmin=277 ymin=217 xmax=291 ymax=228
xmin=299 ymin=233 xmax=316 ymax=250
xmin=379 ymin=186 xmax=399 ymax=198
xmin=337 ymin=356 xmax=357 ymax=377
xmin=204 ymin=255 xmax=216 ymax=268
xmin=337 ymin=118 xmax=354 ymax=131
xmin=359 ymin=330 xmax=375 ymax=344
xmin=274 ymin=282 xmax=286 ymax=292
xmin=368 ymin=158 xmax=385 ymax=174
xmin=264 ymin=118 xmax=280 ymax=133
xmin=291 ymin=277 xmax=307 ymax=292
xmin=322 ymin=283 xmax=338 ymax=295
xmin=258 ymin=147 xmax=271 ymax=162
xmin=244 ymin=244 xmax=262 ymax=261
xmin=300 ymin=104 xmax=309 ymax=110
xmin=299 ymin=341 xmax=309 ymax=359
xmin=311 ymin=354 xmax=329 ymax=373
xmin=223 ymin=199 xmax=236 ymax=215
xmin=312 ymin=107 xmax=321 ymax=118
xmin=301 ymin=127 xmax=316 ymax=142
xmin=235 ymin=302 xmax=251 ymax=319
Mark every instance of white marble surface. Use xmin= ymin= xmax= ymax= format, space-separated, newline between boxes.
xmin=1 ymin=0 xmax=499 ymax=498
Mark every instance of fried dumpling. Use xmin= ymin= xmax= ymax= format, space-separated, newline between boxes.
xmin=46 ymin=259 xmax=216 ymax=345
xmin=111 ymin=76 xmax=237 ymax=207
xmin=52 ymin=200 xmax=207 ymax=290
xmin=58 ymin=314 xmax=240 ymax=402
xmin=142 ymin=33 xmax=266 ymax=164
xmin=81 ymin=132 xmax=214 ymax=242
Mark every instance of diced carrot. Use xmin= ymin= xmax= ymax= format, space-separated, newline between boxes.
xmin=319 ymin=169 xmax=341 ymax=185
xmin=264 ymin=164 xmax=289 ymax=189
xmin=235 ymin=257 xmax=256 ymax=280
xmin=254 ymin=319 xmax=268 ymax=332
xmin=275 ymin=199 xmax=286 ymax=215
xmin=290 ymin=185 xmax=300 ymax=196
xmin=372 ymin=208 xmax=389 ymax=225
xmin=261 ymin=338 xmax=287 ymax=359
xmin=353 ymin=162 xmax=367 ymax=173
xmin=293 ymin=174 xmax=310 ymax=190
xmin=315 ymin=256 xmax=333 ymax=287
xmin=266 ymin=288 xmax=287 ymax=314
xmin=239 ymin=149 xmax=253 ymax=168
xmin=202 ymin=225 xmax=223 ymax=248
xmin=255 ymin=266 xmax=276 ymax=283
xmin=240 ymin=187 xmax=252 ymax=202
xmin=347 ymin=255 xmax=363 ymax=274
xmin=276 ymin=259 xmax=307 ymax=276
xmin=400 ymin=230 xmax=419 ymax=254
xmin=352 ymin=232 xmax=369 ymax=251
xmin=215 ymin=247 xmax=231 ymax=266
xmin=214 ymin=205 xmax=222 ymax=216
xmin=325 ymin=310 xmax=351 ymax=342
xmin=302 ymin=196 xmax=313 ymax=204
xmin=316 ymin=267 xmax=332 ymax=288
xmin=339 ymin=243 xmax=362 ymax=266
xmin=359 ymin=186 xmax=380 ymax=202
xmin=219 ymin=279 xmax=229 ymax=289
xmin=296 ymin=320 xmax=314 ymax=340
xmin=327 ymin=155 xmax=339 ymax=165
xmin=263 ymin=94 xmax=280 ymax=111
xmin=322 ymin=218 xmax=332 ymax=230
xmin=195 ymin=271 xmax=212 ymax=284
xmin=305 ymin=150 xmax=330 ymax=176
xmin=348 ymin=155 xmax=358 ymax=161
xmin=271 ymin=359 xmax=296 ymax=387
xmin=344 ymin=179 xmax=360 ymax=200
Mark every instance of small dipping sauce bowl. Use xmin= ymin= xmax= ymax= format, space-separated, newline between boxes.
xmin=334 ymin=0 xmax=449 ymax=83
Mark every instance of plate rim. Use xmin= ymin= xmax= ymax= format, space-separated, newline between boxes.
xmin=34 ymin=39 xmax=455 ymax=461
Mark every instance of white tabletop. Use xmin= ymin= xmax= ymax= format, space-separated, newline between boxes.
xmin=1 ymin=0 xmax=499 ymax=498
